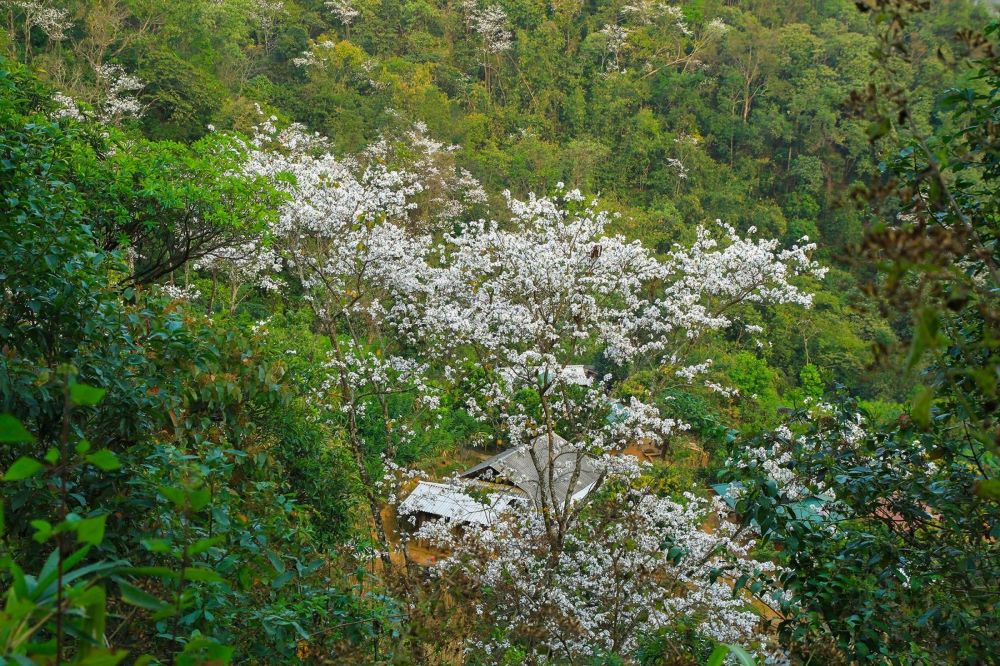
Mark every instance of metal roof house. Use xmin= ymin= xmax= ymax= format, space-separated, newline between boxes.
xmin=398 ymin=433 xmax=602 ymax=528
xmin=559 ymin=365 xmax=600 ymax=387
xmin=461 ymin=433 xmax=601 ymax=507
xmin=398 ymin=481 xmax=528 ymax=527
xmin=498 ymin=365 xmax=601 ymax=391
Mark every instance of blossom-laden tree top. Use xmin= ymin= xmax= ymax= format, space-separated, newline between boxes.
xmin=184 ymin=111 xmax=827 ymax=660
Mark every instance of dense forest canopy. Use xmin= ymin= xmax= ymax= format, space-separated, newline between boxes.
xmin=0 ymin=0 xmax=998 ymax=663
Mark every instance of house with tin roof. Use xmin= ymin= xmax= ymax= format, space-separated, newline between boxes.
xmin=398 ymin=433 xmax=602 ymax=528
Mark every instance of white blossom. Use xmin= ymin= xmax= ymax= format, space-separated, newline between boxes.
xmin=325 ymin=0 xmax=359 ymax=27
xmin=464 ymin=2 xmax=513 ymax=54
xmin=95 ymin=63 xmax=145 ymax=123
xmin=2 ymin=0 xmax=70 ymax=42
xmin=409 ymin=469 xmax=780 ymax=660
xmin=51 ymin=93 xmax=84 ymax=121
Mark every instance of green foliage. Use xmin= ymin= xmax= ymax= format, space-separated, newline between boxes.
xmin=798 ymin=364 xmax=823 ymax=400
xmin=724 ymin=352 xmax=780 ymax=431
xmin=0 ymin=59 xmax=382 ymax=662
xmin=706 ymin=644 xmax=756 ymax=666
xmin=726 ymin=399 xmax=999 ymax=664
xmin=1 ymin=1 xmax=998 ymax=663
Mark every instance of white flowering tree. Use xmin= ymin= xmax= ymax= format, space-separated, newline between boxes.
xmin=2 ymin=0 xmax=70 ymax=61
xmin=249 ymin=0 xmax=285 ymax=55
xmin=325 ymin=0 xmax=360 ymax=38
xmin=236 ymin=115 xmax=436 ymax=566
xmin=363 ymin=121 xmax=488 ymax=231
xmin=600 ymin=2 xmax=728 ymax=77
xmin=94 ymin=62 xmax=144 ymax=123
xmin=400 ymin=188 xmax=823 ymax=532
xmin=461 ymin=0 xmax=512 ymax=96
xmin=223 ymin=114 xmax=822 ymax=643
xmin=47 ymin=61 xmax=145 ymax=126
xmin=192 ymin=240 xmax=284 ymax=313
xmin=412 ymin=466 xmax=782 ymax=660
xmin=600 ymin=23 xmax=630 ymax=72
xmin=379 ymin=187 xmax=821 ymax=657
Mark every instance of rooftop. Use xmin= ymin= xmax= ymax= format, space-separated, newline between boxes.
xmin=398 ymin=480 xmax=527 ymax=526
xmin=462 ymin=433 xmax=601 ymax=509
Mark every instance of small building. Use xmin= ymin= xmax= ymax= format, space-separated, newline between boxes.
xmin=398 ymin=433 xmax=601 ymax=529
xmin=462 ymin=433 xmax=601 ymax=509
xmin=499 ymin=364 xmax=602 ymax=391
xmin=398 ymin=480 xmax=528 ymax=530
xmin=560 ymin=364 xmax=600 ymax=387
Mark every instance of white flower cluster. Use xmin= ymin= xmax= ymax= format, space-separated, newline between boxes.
xmin=602 ymin=3 xmax=727 ymax=76
xmin=728 ymin=422 xmax=834 ymax=502
xmin=159 ymin=283 xmax=202 ymax=301
xmin=249 ymin=0 xmax=285 ymax=34
xmin=96 ymin=63 xmax=145 ymax=123
xmin=314 ymin=342 xmax=439 ymax=415
xmin=676 ymin=358 xmax=712 ymax=381
xmin=364 ymin=122 xmax=488 ymax=229
xmin=325 ymin=0 xmax=359 ymax=27
xmin=412 ymin=476 xmax=779 ymax=660
xmin=237 ymin=114 xmax=426 ymax=320
xmin=665 ymin=156 xmax=689 ymax=179
xmin=600 ymin=24 xmax=630 ymax=72
xmin=2 ymin=0 xmax=70 ymax=41
xmin=193 ymin=241 xmax=284 ymax=292
xmin=600 ymin=395 xmax=689 ymax=449
xmin=291 ymin=39 xmax=336 ymax=68
xmin=48 ymin=64 xmax=144 ymax=126
xmin=462 ymin=1 xmax=513 ymax=54
xmin=51 ymin=93 xmax=84 ymax=121
xmin=621 ymin=0 xmax=676 ymax=27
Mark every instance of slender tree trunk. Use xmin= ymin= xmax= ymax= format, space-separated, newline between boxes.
xmin=330 ymin=328 xmax=393 ymax=570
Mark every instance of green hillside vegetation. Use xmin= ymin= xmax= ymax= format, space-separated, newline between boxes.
xmin=1 ymin=0 xmax=998 ymax=663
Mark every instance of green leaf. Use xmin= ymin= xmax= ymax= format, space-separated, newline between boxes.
xmin=4 ymin=457 xmax=43 ymax=481
xmin=85 ymin=449 xmax=120 ymax=472
xmin=31 ymin=519 xmax=53 ymax=543
xmin=189 ymin=487 xmax=211 ymax=511
xmin=77 ymin=515 xmax=107 ymax=546
xmin=0 ymin=414 xmax=35 ymax=443
xmin=266 ymin=549 xmax=285 ymax=574
xmin=911 ymin=386 xmax=934 ymax=429
xmin=707 ymin=646 xmax=728 ymax=666
xmin=973 ymin=479 xmax=1000 ymax=501
xmin=189 ymin=536 xmax=224 ymax=556
xmin=118 ymin=580 xmax=170 ymax=611
xmin=75 ymin=650 xmax=128 ymax=666
xmin=160 ymin=484 xmax=211 ymax=510
xmin=141 ymin=538 xmax=172 ymax=554
xmin=707 ymin=644 xmax=757 ymax=666
xmin=119 ymin=566 xmax=179 ymax=579
xmin=69 ymin=383 xmax=107 ymax=406
xmin=867 ymin=117 xmax=891 ymax=141
xmin=271 ymin=570 xmax=295 ymax=589
xmin=177 ymin=638 xmax=233 ymax=666
xmin=183 ymin=566 xmax=223 ymax=583
xmin=159 ymin=485 xmax=186 ymax=507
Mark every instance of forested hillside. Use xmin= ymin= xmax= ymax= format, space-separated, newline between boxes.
xmin=1 ymin=0 xmax=998 ymax=663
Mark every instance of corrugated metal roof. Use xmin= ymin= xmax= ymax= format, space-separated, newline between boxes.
xmin=462 ymin=434 xmax=601 ymax=509
xmin=561 ymin=365 xmax=596 ymax=386
xmin=398 ymin=481 xmax=528 ymax=526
